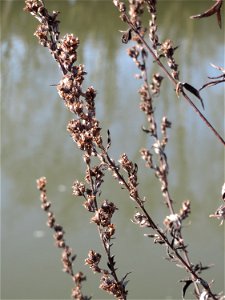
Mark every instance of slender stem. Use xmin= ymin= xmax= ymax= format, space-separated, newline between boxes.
xmin=140 ymin=41 xmax=201 ymax=297
xmin=104 ymin=150 xmax=219 ymax=299
xmin=125 ymin=15 xmax=225 ymax=147
xmin=141 ymin=53 xmax=175 ymax=215
xmin=181 ymin=90 xmax=225 ymax=145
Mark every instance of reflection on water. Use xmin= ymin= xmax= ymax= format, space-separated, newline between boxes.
xmin=2 ymin=1 xmax=224 ymax=299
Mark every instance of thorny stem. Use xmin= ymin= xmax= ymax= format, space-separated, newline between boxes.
xmin=87 ymin=160 xmax=98 ymax=210
xmin=103 ymin=151 xmax=218 ymax=299
xmin=86 ymin=157 xmax=127 ymax=299
xmin=124 ymin=14 xmax=225 ymax=147
xmin=99 ymin=228 xmax=120 ymax=285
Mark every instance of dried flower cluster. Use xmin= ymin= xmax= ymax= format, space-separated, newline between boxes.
xmin=72 ymin=167 xmax=128 ymax=299
xmin=146 ymin=0 xmax=159 ymax=50
xmin=163 ymin=201 xmax=191 ymax=247
xmin=118 ymin=154 xmax=140 ymax=201
xmin=159 ymin=39 xmax=179 ymax=81
xmin=36 ymin=177 xmax=88 ymax=300
xmin=99 ymin=273 xmax=129 ymax=300
xmin=84 ymin=197 xmax=129 ymax=300
xmin=85 ymin=249 xmax=128 ymax=299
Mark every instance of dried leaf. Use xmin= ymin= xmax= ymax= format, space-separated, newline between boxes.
xmin=190 ymin=0 xmax=223 ymax=29
xmin=180 ymin=279 xmax=193 ymax=299
xmin=121 ymin=271 xmax=131 ymax=284
xmin=142 ymin=126 xmax=150 ymax=133
xmin=222 ymin=182 xmax=225 ymax=200
xmin=120 ymin=28 xmax=132 ymax=44
xmin=183 ymin=82 xmax=205 ymax=109
xmin=71 ymin=255 xmax=77 ymax=262
xmin=106 ymin=129 xmax=111 ymax=150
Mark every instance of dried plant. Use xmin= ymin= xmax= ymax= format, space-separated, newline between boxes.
xmin=36 ymin=177 xmax=89 ymax=300
xmin=24 ymin=0 xmax=224 ymax=299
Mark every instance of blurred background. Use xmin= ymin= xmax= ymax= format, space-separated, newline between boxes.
xmin=1 ymin=0 xmax=224 ymax=299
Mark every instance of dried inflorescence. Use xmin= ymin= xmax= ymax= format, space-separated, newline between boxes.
xmin=72 ymin=180 xmax=86 ymax=197
xmin=57 ymin=34 xmax=79 ymax=71
xmin=161 ymin=116 xmax=171 ymax=147
xmin=85 ymin=249 xmax=128 ymax=299
xmin=36 ymin=177 xmax=88 ymax=299
xmin=116 ymin=1 xmax=174 ymax=214
xmin=140 ymin=148 xmax=153 ymax=168
xmin=132 ymin=212 xmax=151 ymax=228
xmin=57 ymin=67 xmax=85 ymax=110
xmin=99 ymin=274 xmax=128 ymax=300
xmin=85 ymin=250 xmax=102 ymax=274
xmin=67 ymin=118 xmax=102 ymax=155
xmin=150 ymin=73 xmax=164 ymax=95
xmin=25 ymin=0 xmax=101 ymax=158
xmin=146 ymin=0 xmax=159 ymax=50
xmin=179 ymin=200 xmax=191 ymax=221
xmin=91 ymin=200 xmax=117 ymax=227
xmin=160 ymin=39 xmax=179 ymax=80
xmin=163 ymin=213 xmax=184 ymax=246
xmin=128 ymin=0 xmax=145 ymax=28
xmin=118 ymin=154 xmax=139 ymax=201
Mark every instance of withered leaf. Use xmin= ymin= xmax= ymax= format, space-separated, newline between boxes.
xmin=71 ymin=255 xmax=77 ymax=262
xmin=182 ymin=82 xmax=205 ymax=109
xmin=180 ymin=279 xmax=193 ymax=299
xmin=120 ymin=28 xmax=132 ymax=44
xmin=190 ymin=0 xmax=223 ymax=29
xmin=134 ymin=163 xmax=138 ymax=173
xmin=106 ymin=129 xmax=111 ymax=150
